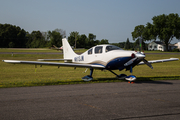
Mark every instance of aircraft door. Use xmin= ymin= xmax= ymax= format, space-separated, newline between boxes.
xmin=94 ymin=46 xmax=103 ymax=61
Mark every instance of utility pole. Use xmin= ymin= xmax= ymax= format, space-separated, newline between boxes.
xmin=74 ymin=32 xmax=78 ymax=49
xmin=75 ymin=33 xmax=76 ymax=49
xmin=139 ymin=36 xmax=143 ymax=52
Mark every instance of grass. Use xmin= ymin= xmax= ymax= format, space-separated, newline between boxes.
xmin=0 ymin=48 xmax=87 ymax=53
xmin=0 ymin=50 xmax=180 ymax=88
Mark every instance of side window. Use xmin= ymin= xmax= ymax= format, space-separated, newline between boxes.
xmin=106 ymin=45 xmax=122 ymax=52
xmin=106 ymin=46 xmax=111 ymax=52
xmin=88 ymin=49 xmax=92 ymax=55
xmin=95 ymin=46 xmax=103 ymax=54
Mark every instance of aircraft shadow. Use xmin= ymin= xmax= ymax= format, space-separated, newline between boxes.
xmin=135 ymin=76 xmax=180 ymax=84
xmin=40 ymin=76 xmax=179 ymax=86
xmin=96 ymin=76 xmax=180 ymax=85
xmin=135 ymin=80 xmax=173 ymax=84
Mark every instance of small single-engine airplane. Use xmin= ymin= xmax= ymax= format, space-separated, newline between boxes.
xmin=52 ymin=45 xmax=63 ymax=51
xmin=3 ymin=38 xmax=179 ymax=83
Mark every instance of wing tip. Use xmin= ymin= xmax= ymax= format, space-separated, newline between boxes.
xmin=2 ymin=60 xmax=21 ymax=63
xmin=170 ymin=58 xmax=179 ymax=60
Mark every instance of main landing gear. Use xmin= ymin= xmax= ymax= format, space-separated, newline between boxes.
xmin=109 ymin=68 xmax=137 ymax=83
xmin=82 ymin=68 xmax=94 ymax=81
xmin=81 ymin=67 xmax=137 ymax=83
xmin=109 ymin=70 xmax=127 ymax=80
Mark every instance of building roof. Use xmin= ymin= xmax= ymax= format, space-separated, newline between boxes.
xmin=153 ymin=41 xmax=164 ymax=45
xmin=149 ymin=41 xmax=178 ymax=47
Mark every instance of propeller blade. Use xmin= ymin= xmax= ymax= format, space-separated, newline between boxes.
xmin=143 ymin=59 xmax=153 ymax=69
xmin=124 ymin=57 xmax=137 ymax=66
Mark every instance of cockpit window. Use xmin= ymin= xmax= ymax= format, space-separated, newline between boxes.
xmin=106 ymin=45 xmax=122 ymax=52
xmin=88 ymin=48 xmax=92 ymax=55
xmin=95 ymin=46 xmax=103 ymax=54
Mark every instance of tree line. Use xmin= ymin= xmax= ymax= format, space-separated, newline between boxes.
xmin=111 ymin=38 xmax=148 ymax=51
xmin=0 ymin=23 xmax=109 ymax=48
xmin=0 ymin=23 xmax=148 ymax=50
xmin=1 ymin=13 xmax=180 ymax=51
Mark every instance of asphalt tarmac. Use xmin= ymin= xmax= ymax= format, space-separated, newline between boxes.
xmin=0 ymin=80 xmax=180 ymax=120
xmin=1 ymin=52 xmax=180 ymax=55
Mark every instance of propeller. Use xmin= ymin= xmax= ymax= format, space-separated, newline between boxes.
xmin=142 ymin=58 xmax=153 ymax=69
xmin=124 ymin=53 xmax=153 ymax=70
xmin=139 ymin=36 xmax=153 ymax=69
xmin=124 ymin=57 xmax=137 ymax=66
xmin=124 ymin=36 xmax=153 ymax=69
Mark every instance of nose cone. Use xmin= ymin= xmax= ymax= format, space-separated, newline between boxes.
xmin=135 ymin=52 xmax=145 ymax=58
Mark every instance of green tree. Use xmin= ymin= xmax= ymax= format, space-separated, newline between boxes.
xmin=94 ymin=40 xmax=100 ymax=46
xmin=131 ymin=25 xmax=149 ymax=50
xmin=133 ymin=13 xmax=180 ymax=51
xmin=100 ymin=39 xmax=109 ymax=44
xmin=132 ymin=25 xmax=146 ymax=40
xmin=68 ymin=31 xmax=79 ymax=47
xmin=27 ymin=31 xmax=45 ymax=48
xmin=124 ymin=38 xmax=130 ymax=49
xmin=0 ymin=23 xmax=27 ymax=48
xmin=149 ymin=13 xmax=180 ymax=51
xmin=110 ymin=43 xmax=121 ymax=47
xmin=87 ymin=33 xmax=96 ymax=48
xmin=78 ymin=34 xmax=87 ymax=48
xmin=48 ymin=29 xmax=64 ymax=47
xmin=68 ymin=32 xmax=97 ymax=49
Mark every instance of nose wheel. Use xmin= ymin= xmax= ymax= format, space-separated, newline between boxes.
xmin=125 ymin=75 xmax=136 ymax=83
xmin=125 ymin=66 xmax=136 ymax=83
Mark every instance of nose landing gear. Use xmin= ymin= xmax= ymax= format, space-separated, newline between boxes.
xmin=125 ymin=66 xmax=136 ymax=83
xmin=125 ymin=75 xmax=136 ymax=83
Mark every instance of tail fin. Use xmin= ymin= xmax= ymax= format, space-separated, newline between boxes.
xmin=62 ymin=38 xmax=77 ymax=59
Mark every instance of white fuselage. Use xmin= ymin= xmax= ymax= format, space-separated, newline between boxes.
xmin=72 ymin=45 xmax=135 ymax=68
xmin=62 ymin=38 xmax=143 ymax=71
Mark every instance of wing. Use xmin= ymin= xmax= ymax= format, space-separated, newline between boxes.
xmin=37 ymin=59 xmax=72 ymax=62
xmin=138 ymin=58 xmax=179 ymax=65
xmin=2 ymin=60 xmax=105 ymax=69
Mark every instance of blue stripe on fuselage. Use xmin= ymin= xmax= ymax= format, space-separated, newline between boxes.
xmin=105 ymin=57 xmax=132 ymax=70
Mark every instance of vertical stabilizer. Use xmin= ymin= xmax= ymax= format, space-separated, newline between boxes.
xmin=62 ymin=38 xmax=77 ymax=59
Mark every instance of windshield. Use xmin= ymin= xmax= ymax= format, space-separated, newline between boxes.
xmin=106 ymin=45 xmax=123 ymax=52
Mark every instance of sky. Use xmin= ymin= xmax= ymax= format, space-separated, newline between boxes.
xmin=1 ymin=0 xmax=180 ymax=43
